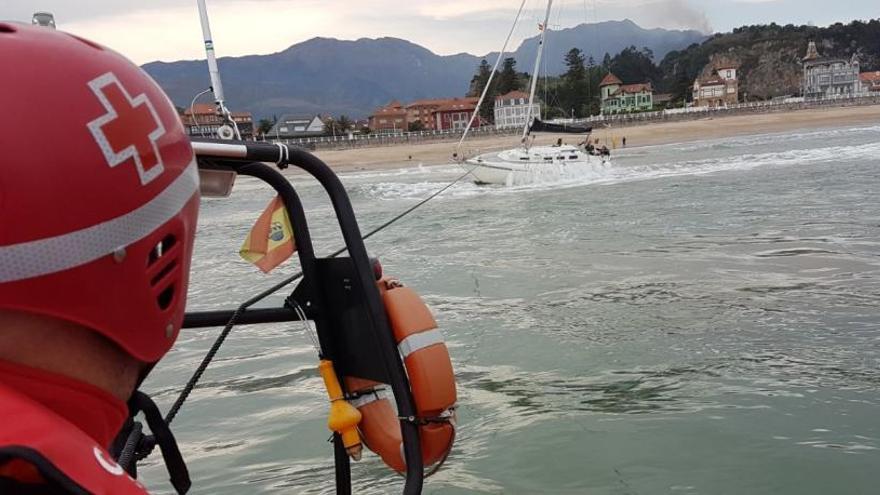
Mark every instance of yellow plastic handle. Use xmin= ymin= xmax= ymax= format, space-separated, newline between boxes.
xmin=318 ymin=360 xmax=363 ymax=460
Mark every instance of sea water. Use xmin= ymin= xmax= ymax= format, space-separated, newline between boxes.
xmin=141 ymin=124 xmax=880 ymax=494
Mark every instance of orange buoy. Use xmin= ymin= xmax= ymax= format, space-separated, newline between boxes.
xmin=345 ymin=278 xmax=456 ymax=474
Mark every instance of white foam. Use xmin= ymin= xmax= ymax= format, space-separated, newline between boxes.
xmin=354 ymin=139 xmax=880 ymax=201
xmin=660 ymin=124 xmax=880 ymax=153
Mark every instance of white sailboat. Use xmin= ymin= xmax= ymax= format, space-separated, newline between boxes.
xmin=464 ymin=0 xmax=609 ymax=185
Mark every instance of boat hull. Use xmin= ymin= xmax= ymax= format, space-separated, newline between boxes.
xmin=465 ymin=145 xmax=610 ymax=185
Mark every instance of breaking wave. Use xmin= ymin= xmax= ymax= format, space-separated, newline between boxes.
xmin=352 ymin=140 xmax=880 ymax=201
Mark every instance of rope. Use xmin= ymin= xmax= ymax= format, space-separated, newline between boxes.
xmin=188 ymin=88 xmax=212 ymax=138
xmin=116 ymin=421 xmax=143 ymax=470
xmin=454 ymin=0 xmax=529 ymax=156
xmin=164 ymin=305 xmax=245 ymax=424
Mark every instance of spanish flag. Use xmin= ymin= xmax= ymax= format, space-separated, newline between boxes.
xmin=239 ymin=196 xmax=296 ymax=273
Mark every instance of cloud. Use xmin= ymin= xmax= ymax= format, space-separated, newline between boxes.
xmin=1 ymin=0 xmax=714 ymax=64
xmin=631 ymin=0 xmax=713 ymax=33
xmin=4 ymin=0 xmax=186 ymax=23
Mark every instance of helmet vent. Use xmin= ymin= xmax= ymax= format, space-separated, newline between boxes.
xmin=148 ymin=234 xmax=180 ymax=310
xmin=148 ymin=235 xmax=177 ymax=265
xmin=150 ymin=259 xmax=179 ymax=287
xmin=0 ymin=24 xmax=16 ymax=33
xmin=157 ymin=285 xmax=175 ymax=310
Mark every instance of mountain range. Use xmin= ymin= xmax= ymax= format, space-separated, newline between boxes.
xmin=143 ymin=20 xmax=706 ymax=120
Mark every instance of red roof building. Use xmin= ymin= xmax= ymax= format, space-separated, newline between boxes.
xmin=860 ymin=71 xmax=880 ymax=92
xmin=370 ymin=96 xmax=481 ymax=133
xmin=404 ymin=97 xmax=479 ymax=130
xmin=618 ymin=83 xmax=652 ymax=94
xmin=600 ymin=73 xmax=654 ymax=114
xmin=433 ymin=98 xmax=480 ymax=131
xmin=599 ymin=73 xmax=623 ymax=87
xmin=405 ymin=99 xmax=448 ymax=130
xmin=368 ymin=101 xmax=408 ymax=133
xmin=693 ymin=66 xmax=739 ymax=108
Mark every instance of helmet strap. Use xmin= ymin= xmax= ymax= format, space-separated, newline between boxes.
xmin=115 ymin=391 xmax=191 ymax=494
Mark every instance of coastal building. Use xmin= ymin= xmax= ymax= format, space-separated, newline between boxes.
xmin=267 ymin=114 xmax=326 ymax=139
xmin=600 ymin=73 xmax=654 ymax=114
xmin=180 ymin=103 xmax=254 ymax=140
xmin=494 ymin=91 xmax=541 ymax=129
xmin=802 ymin=41 xmax=861 ymax=99
xmin=859 ymin=71 xmax=880 ymax=92
xmin=406 ymin=99 xmax=446 ymax=131
xmin=368 ymin=101 xmax=408 ymax=133
xmin=653 ymin=93 xmax=675 ymax=108
xmin=692 ymin=65 xmax=739 ymax=108
xmin=434 ymin=98 xmax=480 ymax=131
xmin=404 ymin=97 xmax=480 ymax=131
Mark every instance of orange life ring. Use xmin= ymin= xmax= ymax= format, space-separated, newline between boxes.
xmin=344 ymin=278 xmax=456 ymax=474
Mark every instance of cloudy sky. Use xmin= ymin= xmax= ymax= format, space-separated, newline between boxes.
xmin=3 ymin=1 xmax=876 ymax=64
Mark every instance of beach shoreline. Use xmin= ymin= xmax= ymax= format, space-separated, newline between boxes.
xmin=305 ymin=104 xmax=880 ymax=174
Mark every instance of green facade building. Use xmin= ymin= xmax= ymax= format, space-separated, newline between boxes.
xmin=600 ymin=73 xmax=654 ymax=114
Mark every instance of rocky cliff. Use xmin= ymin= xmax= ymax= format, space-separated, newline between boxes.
xmin=660 ymin=20 xmax=880 ymax=100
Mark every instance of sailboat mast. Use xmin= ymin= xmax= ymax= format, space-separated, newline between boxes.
xmin=521 ymin=0 xmax=554 ymax=144
xmin=197 ymin=0 xmax=240 ymax=139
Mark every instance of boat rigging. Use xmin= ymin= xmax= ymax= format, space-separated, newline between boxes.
xmin=195 ymin=0 xmax=240 ymax=140
xmin=459 ymin=0 xmax=609 ymax=185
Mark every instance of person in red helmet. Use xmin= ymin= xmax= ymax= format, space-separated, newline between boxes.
xmin=0 ymin=23 xmax=199 ymax=494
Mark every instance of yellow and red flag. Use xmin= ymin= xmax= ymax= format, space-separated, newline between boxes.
xmin=239 ymin=195 xmax=296 ymax=273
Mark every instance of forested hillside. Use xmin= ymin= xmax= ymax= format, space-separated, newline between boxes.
xmin=468 ymin=19 xmax=880 ymax=119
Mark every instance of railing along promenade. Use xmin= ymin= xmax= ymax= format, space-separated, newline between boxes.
xmin=267 ymin=93 xmax=880 ymax=151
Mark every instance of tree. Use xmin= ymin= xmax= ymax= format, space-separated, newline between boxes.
xmin=325 ymin=115 xmax=353 ymax=136
xmin=468 ymin=59 xmax=493 ymax=97
xmin=586 ymin=65 xmax=606 ymax=115
xmin=408 ymin=121 xmax=425 ymax=132
xmin=468 ymin=59 xmax=497 ymax=122
xmin=560 ymin=48 xmax=589 ymax=117
xmin=257 ymin=118 xmax=275 ymax=136
xmin=609 ymin=46 xmax=661 ymax=86
xmin=497 ymin=57 xmax=522 ymax=94
xmin=564 ymin=48 xmax=587 ymax=80
xmin=336 ymin=115 xmax=352 ymax=131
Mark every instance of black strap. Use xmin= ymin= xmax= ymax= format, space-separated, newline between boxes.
xmin=127 ymin=392 xmax=191 ymax=494
xmin=113 ymin=420 xmax=142 ymax=477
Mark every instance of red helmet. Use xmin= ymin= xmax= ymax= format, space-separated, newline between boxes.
xmin=0 ymin=24 xmax=199 ymax=363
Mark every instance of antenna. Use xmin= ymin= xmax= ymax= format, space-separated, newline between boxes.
xmin=196 ymin=0 xmax=240 ymax=140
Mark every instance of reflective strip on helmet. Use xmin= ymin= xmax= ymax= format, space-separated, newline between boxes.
xmin=0 ymin=159 xmax=199 ymax=283
xmin=349 ymin=388 xmax=388 ymax=409
xmin=397 ymin=329 xmax=444 ymax=359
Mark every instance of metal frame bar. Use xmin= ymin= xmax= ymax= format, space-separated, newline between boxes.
xmin=187 ymin=139 xmax=424 ymax=494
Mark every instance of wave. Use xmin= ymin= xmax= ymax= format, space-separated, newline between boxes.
xmin=354 ymin=140 xmax=880 ymax=200
xmin=632 ymin=124 xmax=880 ymax=153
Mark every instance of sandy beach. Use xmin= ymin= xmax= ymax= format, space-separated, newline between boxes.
xmin=311 ymin=104 xmax=880 ymax=173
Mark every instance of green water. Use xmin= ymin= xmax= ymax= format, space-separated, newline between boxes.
xmin=142 ymin=124 xmax=880 ymax=494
